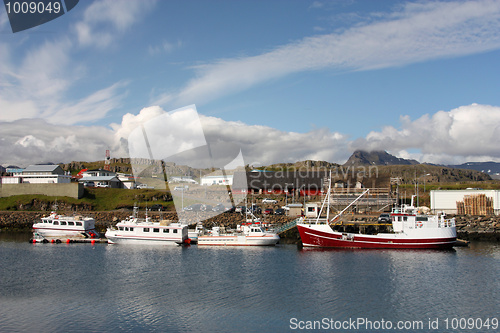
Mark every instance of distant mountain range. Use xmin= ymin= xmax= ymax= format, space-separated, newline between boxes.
xmin=344 ymin=150 xmax=500 ymax=178
xmin=447 ymin=162 xmax=500 ymax=177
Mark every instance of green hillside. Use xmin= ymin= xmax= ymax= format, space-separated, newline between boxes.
xmin=0 ymin=188 xmax=174 ymax=212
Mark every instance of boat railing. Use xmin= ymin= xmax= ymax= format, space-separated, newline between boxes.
xmin=438 ymin=218 xmax=455 ymax=228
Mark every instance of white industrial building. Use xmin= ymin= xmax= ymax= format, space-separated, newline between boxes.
xmin=201 ymin=175 xmax=233 ymax=186
xmin=1 ymin=165 xmax=71 ymax=184
xmin=430 ymin=189 xmax=500 ymax=215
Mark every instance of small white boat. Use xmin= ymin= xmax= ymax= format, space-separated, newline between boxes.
xmin=197 ymin=224 xmax=279 ymax=246
xmin=32 ymin=211 xmax=98 ymax=238
xmin=105 ymin=207 xmax=188 ymax=245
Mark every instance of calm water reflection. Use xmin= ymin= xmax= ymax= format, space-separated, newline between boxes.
xmin=0 ymin=232 xmax=498 ymax=332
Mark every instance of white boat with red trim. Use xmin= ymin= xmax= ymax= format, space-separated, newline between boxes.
xmin=197 ymin=224 xmax=279 ymax=246
xmin=296 ymin=175 xmax=456 ymax=249
xmin=32 ymin=211 xmax=98 ymax=238
xmin=105 ymin=207 xmax=189 ymax=245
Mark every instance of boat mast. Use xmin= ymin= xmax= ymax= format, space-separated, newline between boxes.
xmin=326 ymin=170 xmax=331 ymax=221
xmin=329 ymin=189 xmax=370 ymax=224
xmin=315 ymin=170 xmax=332 ymax=224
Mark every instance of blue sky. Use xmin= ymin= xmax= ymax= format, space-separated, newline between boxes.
xmin=2 ymin=0 xmax=500 ymax=167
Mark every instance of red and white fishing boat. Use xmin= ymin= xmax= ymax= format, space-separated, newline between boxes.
xmin=296 ymin=176 xmax=456 ymax=249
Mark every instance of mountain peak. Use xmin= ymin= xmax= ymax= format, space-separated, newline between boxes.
xmin=344 ymin=150 xmax=419 ymax=166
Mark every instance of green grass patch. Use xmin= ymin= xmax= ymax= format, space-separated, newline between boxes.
xmin=0 ymin=188 xmax=174 ymax=211
xmin=83 ymin=188 xmax=173 ymax=211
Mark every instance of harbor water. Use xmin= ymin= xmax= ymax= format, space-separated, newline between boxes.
xmin=0 ymin=232 xmax=498 ymax=332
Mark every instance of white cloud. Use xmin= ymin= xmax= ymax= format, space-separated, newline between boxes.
xmin=75 ymin=0 xmax=157 ymax=48
xmin=352 ymin=104 xmax=500 ymax=164
xmin=148 ymin=40 xmax=183 ymax=56
xmin=3 ymin=103 xmax=500 ymax=167
xmin=15 ymin=135 xmax=45 ymax=148
xmin=0 ymin=10 xmax=9 ymax=30
xmin=112 ymin=105 xmax=166 ymax=143
xmin=0 ymin=119 xmax=114 ymax=166
xmin=200 ymin=115 xmax=349 ymax=166
xmin=155 ymin=0 xmax=500 ymax=107
xmin=0 ymin=1 xmax=157 ymax=125
xmin=51 ymin=81 xmax=128 ymax=124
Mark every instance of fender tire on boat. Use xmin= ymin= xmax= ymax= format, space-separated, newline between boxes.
xmin=56 ymin=239 xmax=61 ymax=244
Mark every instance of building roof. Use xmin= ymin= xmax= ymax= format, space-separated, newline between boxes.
xmin=23 ymin=165 xmax=61 ymax=173
xmin=80 ymin=176 xmax=121 ymax=182
xmin=202 ymin=175 xmax=233 ymax=179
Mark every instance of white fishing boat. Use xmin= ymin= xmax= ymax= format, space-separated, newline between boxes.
xmin=197 ymin=224 xmax=279 ymax=246
xmin=105 ymin=207 xmax=189 ymax=245
xmin=32 ymin=211 xmax=98 ymax=238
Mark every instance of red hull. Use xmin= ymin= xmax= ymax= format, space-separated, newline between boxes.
xmin=297 ymin=225 xmax=456 ymax=249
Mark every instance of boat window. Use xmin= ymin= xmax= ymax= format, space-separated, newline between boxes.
xmin=124 ymin=227 xmax=129 ymax=231
xmin=68 ymin=221 xmax=75 ymax=226
xmin=403 ymin=216 xmax=407 ymax=221
xmin=163 ymin=229 xmax=169 ymax=233
xmin=130 ymin=227 xmax=134 ymax=231
xmin=119 ymin=227 xmax=124 ymax=231
xmin=60 ymin=221 xmax=67 ymax=225
xmin=75 ymin=222 xmax=82 ymax=226
xmin=153 ymin=228 xmax=159 ymax=233
xmin=398 ymin=217 xmax=402 ymax=222
xmin=143 ymin=228 xmax=150 ymax=232
xmin=53 ymin=221 xmax=59 ymax=225
xmin=416 ymin=216 xmax=428 ymax=222
xmin=173 ymin=229 xmax=178 ymax=233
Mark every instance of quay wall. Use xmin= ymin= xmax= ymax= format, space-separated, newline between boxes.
xmin=0 ymin=211 xmax=498 ymax=242
xmin=0 ymin=183 xmax=84 ymax=199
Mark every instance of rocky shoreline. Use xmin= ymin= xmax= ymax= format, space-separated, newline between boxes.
xmin=0 ymin=211 xmax=498 ymax=242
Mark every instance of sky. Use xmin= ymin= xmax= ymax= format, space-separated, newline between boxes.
xmin=2 ymin=0 xmax=500 ymax=168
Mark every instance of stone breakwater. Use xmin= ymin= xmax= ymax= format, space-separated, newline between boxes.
xmin=0 ymin=211 xmax=498 ymax=242
xmin=0 ymin=210 xmax=297 ymax=233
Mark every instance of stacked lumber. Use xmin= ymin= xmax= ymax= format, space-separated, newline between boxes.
xmin=456 ymin=194 xmax=494 ymax=215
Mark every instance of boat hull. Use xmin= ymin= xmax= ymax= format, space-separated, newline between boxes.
xmin=297 ymin=224 xmax=456 ymax=249
xmin=33 ymin=227 xmax=93 ymax=237
xmin=105 ymin=232 xmax=184 ymax=245
xmin=197 ymin=234 xmax=279 ymax=246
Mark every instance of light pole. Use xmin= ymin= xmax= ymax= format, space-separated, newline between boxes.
xmin=285 ymin=183 xmax=292 ymax=206
xmin=416 ymin=173 xmax=431 ymax=207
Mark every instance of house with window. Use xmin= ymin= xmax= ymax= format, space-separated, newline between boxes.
xmin=78 ymin=169 xmax=123 ymax=188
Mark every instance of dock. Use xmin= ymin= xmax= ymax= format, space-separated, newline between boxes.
xmin=30 ymin=234 xmax=108 ymax=244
